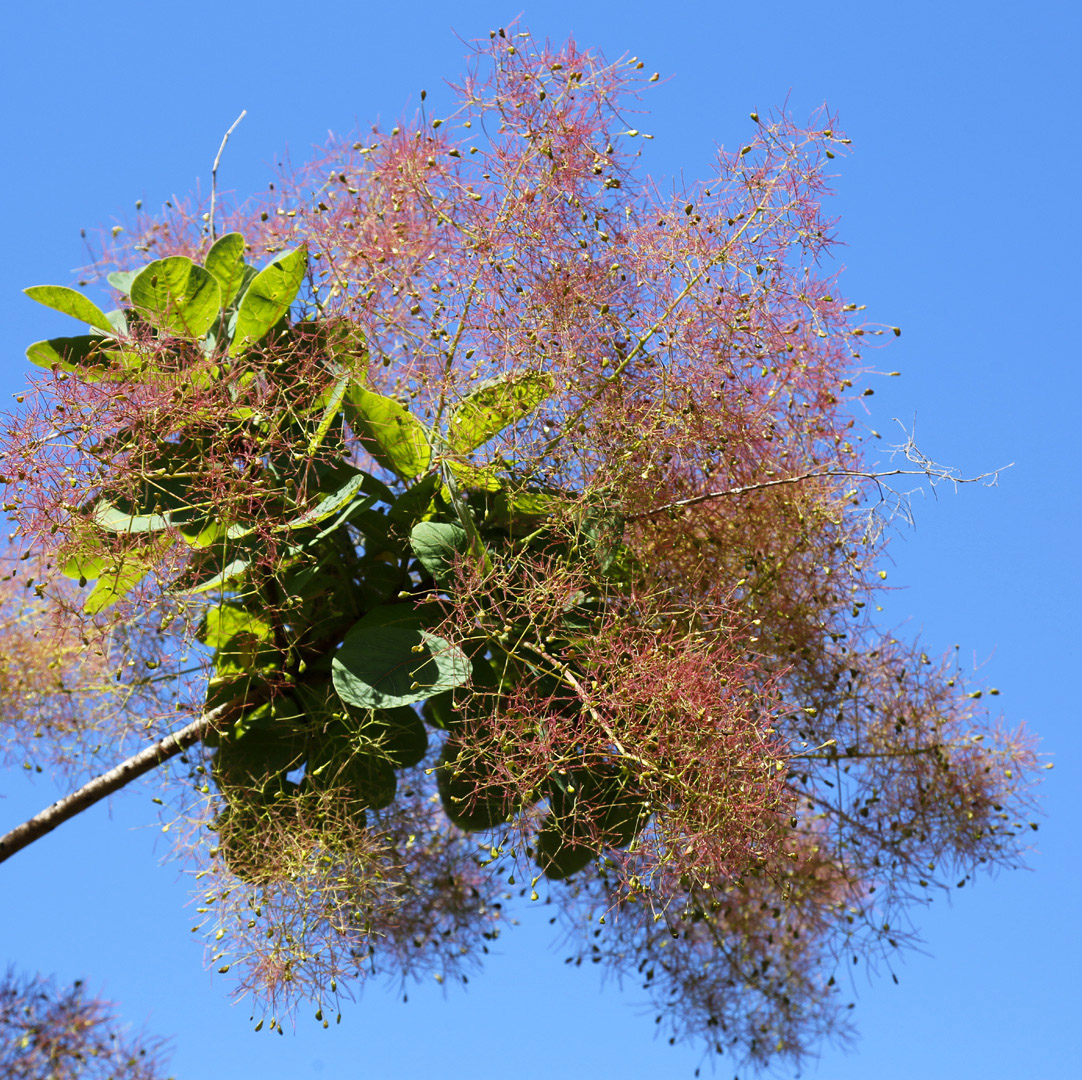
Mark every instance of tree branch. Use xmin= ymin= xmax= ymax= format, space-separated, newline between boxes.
xmin=624 ymin=464 xmax=1006 ymax=523
xmin=209 ymin=110 xmax=247 ymax=242
xmin=0 ymin=703 xmax=233 ymax=866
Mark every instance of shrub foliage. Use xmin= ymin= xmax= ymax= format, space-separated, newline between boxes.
xmin=0 ymin=27 xmax=1038 ymax=1070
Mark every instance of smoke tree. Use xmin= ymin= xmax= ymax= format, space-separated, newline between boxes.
xmin=0 ymin=27 xmax=1039 ymax=1072
xmin=0 ymin=968 xmax=172 ymax=1080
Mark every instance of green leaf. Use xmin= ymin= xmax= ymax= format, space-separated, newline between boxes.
xmin=26 ymin=335 xmax=114 ymax=379
xmin=387 ymin=472 xmax=440 ymax=527
xmin=307 ymin=370 xmax=351 ymax=456
xmin=171 ymin=517 xmax=254 ymax=551
xmin=436 ymin=739 xmax=520 ymax=831
xmin=107 ymin=270 xmax=138 ymax=295
xmin=230 ymin=264 xmax=260 ymax=310
xmin=83 ymin=556 xmax=154 ymax=613
xmin=131 ymin=257 xmax=221 ymax=337
xmin=174 ymin=556 xmax=252 ymax=596
xmin=232 ymin=246 xmax=307 ymax=353
xmin=61 ymin=540 xmax=109 ymax=583
xmin=24 ymin=286 xmax=115 ymax=333
xmin=91 ymin=501 xmax=171 ymax=534
xmin=345 ymin=383 xmax=431 ymax=479
xmin=444 ymin=459 xmax=502 ymax=492
xmin=200 ymin=602 xmax=275 ymax=651
xmin=202 ymin=537 xmax=263 ymax=579
xmin=579 ymin=507 xmax=626 ymax=572
xmin=447 ymin=371 xmax=554 ymax=454
xmin=410 ymin=521 xmax=469 ymax=581
xmin=535 ymin=767 xmax=648 ymax=879
xmin=354 ymin=556 xmax=405 ymax=609
xmin=212 ymin=720 xmax=305 ymax=783
xmin=492 ymin=487 xmax=564 ymax=521
xmin=204 ymin=232 xmax=247 ymax=307
xmin=308 ymin=737 xmax=397 ymax=810
xmin=282 ymin=475 xmax=375 ymax=533
xmin=420 ymin=689 xmax=457 ymax=731
xmin=321 ymin=318 xmax=368 ymax=371
xmin=332 ymin=605 xmax=470 ymax=710
xmin=535 ymin=817 xmax=595 ymax=880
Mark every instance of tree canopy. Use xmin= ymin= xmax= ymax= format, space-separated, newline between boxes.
xmin=0 ymin=968 xmax=172 ymax=1080
xmin=0 ymin=28 xmax=1039 ymax=1073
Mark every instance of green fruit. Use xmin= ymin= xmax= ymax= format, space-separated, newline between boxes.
xmin=211 ymin=778 xmax=299 ymax=883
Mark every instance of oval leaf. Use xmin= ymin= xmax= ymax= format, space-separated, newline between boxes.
xmin=26 ymin=335 xmax=115 ymax=380
xmin=447 ymin=371 xmax=554 ymax=454
xmin=107 ymin=270 xmax=138 ymax=295
xmin=370 ymin=706 xmax=428 ymax=768
xmin=535 ymin=815 xmax=596 ymax=880
xmin=200 ymin=602 xmax=275 ymax=651
xmin=24 ymin=286 xmax=115 ymax=333
xmin=61 ymin=540 xmax=109 ymax=583
xmin=131 ymin=256 xmax=221 ymax=337
xmin=345 ymin=383 xmax=431 ymax=479
xmin=232 ymin=246 xmax=307 ymax=353
xmin=444 ymin=459 xmax=502 ymax=492
xmin=282 ymin=475 xmax=375 ymax=532
xmin=332 ymin=606 xmax=470 ymax=709
xmin=437 ymin=739 xmax=519 ymax=831
xmin=83 ymin=556 xmax=154 ymax=613
xmin=92 ymin=501 xmax=171 ymax=534
xmin=204 ymin=232 xmax=247 ymax=307
xmin=410 ymin=521 xmax=468 ymax=581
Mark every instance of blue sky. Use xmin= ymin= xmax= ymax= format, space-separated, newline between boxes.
xmin=1 ymin=1 xmax=1079 ymax=1077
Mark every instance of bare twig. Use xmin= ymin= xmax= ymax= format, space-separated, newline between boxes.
xmin=625 ymin=463 xmax=1008 ymax=523
xmin=0 ymin=703 xmax=234 ymax=866
xmin=209 ymin=110 xmax=247 ymax=242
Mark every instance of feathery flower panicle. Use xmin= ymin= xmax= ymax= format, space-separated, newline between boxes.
xmin=0 ymin=967 xmax=172 ymax=1080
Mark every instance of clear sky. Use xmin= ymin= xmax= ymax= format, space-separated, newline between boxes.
xmin=1 ymin=1 xmax=1079 ymax=1077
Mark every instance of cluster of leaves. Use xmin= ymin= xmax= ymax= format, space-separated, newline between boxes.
xmin=18 ymin=230 xmax=668 ymax=876
xmin=0 ymin=968 xmax=172 ymax=1080
xmin=1 ymin=25 xmax=1040 ymax=1073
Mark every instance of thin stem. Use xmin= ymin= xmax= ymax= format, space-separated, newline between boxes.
xmin=0 ymin=702 xmax=235 ymax=866
xmin=623 ymin=466 xmax=1005 ymax=523
xmin=209 ymin=110 xmax=248 ymax=242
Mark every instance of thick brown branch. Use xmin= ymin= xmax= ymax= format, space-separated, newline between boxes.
xmin=0 ymin=704 xmax=232 ymax=866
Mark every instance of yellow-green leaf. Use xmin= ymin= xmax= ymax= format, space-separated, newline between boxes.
xmin=444 ymin=459 xmax=502 ymax=492
xmin=447 ymin=372 xmax=554 ymax=454
xmin=204 ymin=232 xmax=248 ymax=307
xmin=24 ymin=286 xmax=115 ymax=333
xmin=26 ymin=335 xmax=115 ymax=380
xmin=83 ymin=557 xmax=154 ymax=613
xmin=232 ymin=246 xmax=307 ymax=354
xmin=201 ymin=603 xmax=275 ymax=650
xmin=131 ymin=257 xmax=222 ymax=337
xmin=92 ymin=501 xmax=171 ymax=534
xmin=307 ymin=370 xmax=352 ymax=456
xmin=345 ymin=383 xmax=431 ymax=479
